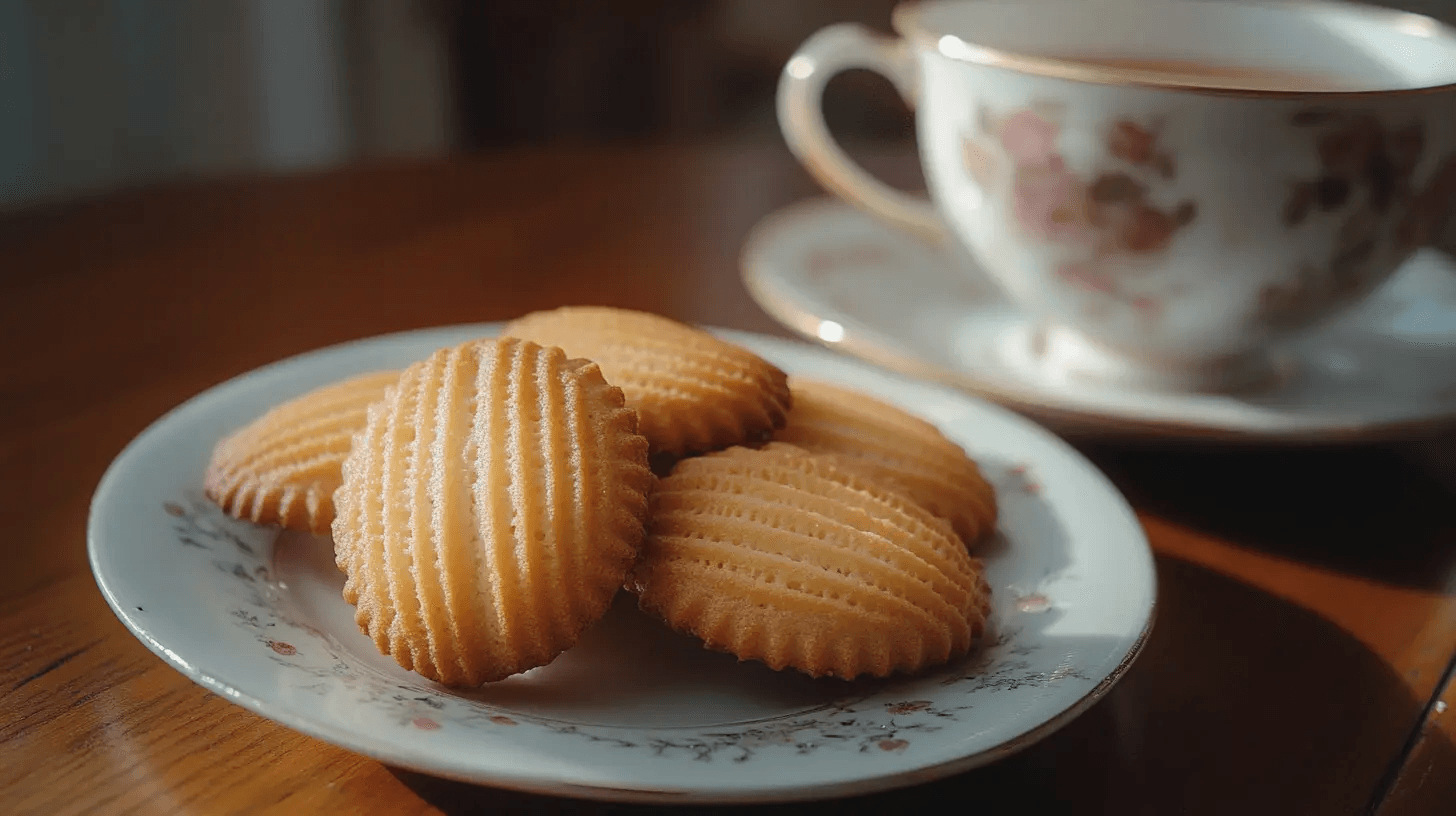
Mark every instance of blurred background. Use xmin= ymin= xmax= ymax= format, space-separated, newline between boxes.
xmin=0 ymin=0 xmax=912 ymax=212
xmin=1 ymin=0 xmax=1454 ymax=214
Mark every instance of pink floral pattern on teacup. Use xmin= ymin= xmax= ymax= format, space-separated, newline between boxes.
xmin=964 ymin=107 xmax=1197 ymax=319
xmin=1012 ymin=164 xmax=1095 ymax=246
xmin=1260 ymin=109 xmax=1451 ymax=328
xmin=999 ymin=109 xmax=1060 ymax=165
xmin=1398 ymin=153 xmax=1456 ymax=250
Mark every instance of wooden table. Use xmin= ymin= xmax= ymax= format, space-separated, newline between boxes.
xmin=2 ymin=146 xmax=1453 ymax=815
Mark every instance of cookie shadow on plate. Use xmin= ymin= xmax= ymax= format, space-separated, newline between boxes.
xmin=387 ymin=555 xmax=1450 ymax=813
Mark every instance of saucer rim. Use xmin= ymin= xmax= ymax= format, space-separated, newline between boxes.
xmin=741 ymin=196 xmax=1456 ymax=443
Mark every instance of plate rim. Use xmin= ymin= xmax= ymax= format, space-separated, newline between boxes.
xmin=87 ymin=322 xmax=1157 ymax=804
xmin=741 ymin=196 xmax=1456 ymax=443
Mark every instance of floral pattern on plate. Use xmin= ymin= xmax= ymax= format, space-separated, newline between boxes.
xmin=162 ymin=487 xmax=1093 ymax=760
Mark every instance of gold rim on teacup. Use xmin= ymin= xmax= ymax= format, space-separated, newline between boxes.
xmin=892 ymin=0 xmax=1456 ymax=97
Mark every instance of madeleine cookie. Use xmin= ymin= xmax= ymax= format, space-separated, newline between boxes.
xmin=204 ymin=370 xmax=400 ymax=533
xmin=632 ymin=443 xmax=991 ymax=680
xmin=775 ymin=379 xmax=997 ymax=547
xmin=503 ymin=306 xmax=791 ymax=457
xmin=333 ymin=337 xmax=653 ymax=686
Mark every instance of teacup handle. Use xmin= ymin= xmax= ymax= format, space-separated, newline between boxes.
xmin=777 ymin=24 xmax=947 ymax=243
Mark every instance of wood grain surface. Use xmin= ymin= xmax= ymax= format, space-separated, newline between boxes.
xmin=2 ymin=146 xmax=1453 ymax=815
xmin=1381 ymin=667 xmax=1456 ymax=814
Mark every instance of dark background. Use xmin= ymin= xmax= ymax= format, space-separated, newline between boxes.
xmin=448 ymin=0 xmax=911 ymax=148
xmin=2 ymin=0 xmax=1454 ymax=213
xmin=446 ymin=0 xmax=1456 ymax=146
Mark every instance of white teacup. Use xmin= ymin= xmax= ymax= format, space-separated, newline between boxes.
xmin=778 ymin=0 xmax=1456 ymax=391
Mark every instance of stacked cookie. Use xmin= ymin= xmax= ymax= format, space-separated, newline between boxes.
xmin=203 ymin=307 xmax=997 ymax=685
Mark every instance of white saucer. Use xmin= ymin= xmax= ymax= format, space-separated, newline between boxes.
xmin=743 ymin=198 xmax=1456 ymax=441
xmin=89 ymin=323 xmax=1154 ymax=804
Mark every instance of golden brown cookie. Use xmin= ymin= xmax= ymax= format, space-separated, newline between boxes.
xmin=502 ymin=306 xmax=791 ymax=457
xmin=774 ymin=378 xmax=998 ymax=547
xmin=631 ymin=443 xmax=991 ymax=680
xmin=332 ymin=337 xmax=653 ymax=686
xmin=204 ymin=370 xmax=400 ymax=533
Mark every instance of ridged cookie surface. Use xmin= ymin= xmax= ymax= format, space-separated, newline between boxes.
xmin=775 ymin=379 xmax=998 ymax=547
xmin=204 ymin=370 xmax=400 ymax=533
xmin=632 ymin=443 xmax=991 ymax=680
xmin=333 ymin=337 xmax=654 ymax=686
xmin=503 ymin=306 xmax=791 ymax=457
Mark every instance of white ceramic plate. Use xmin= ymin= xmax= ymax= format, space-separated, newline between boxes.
xmin=89 ymin=324 xmax=1154 ymax=804
xmin=743 ymin=198 xmax=1456 ymax=441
